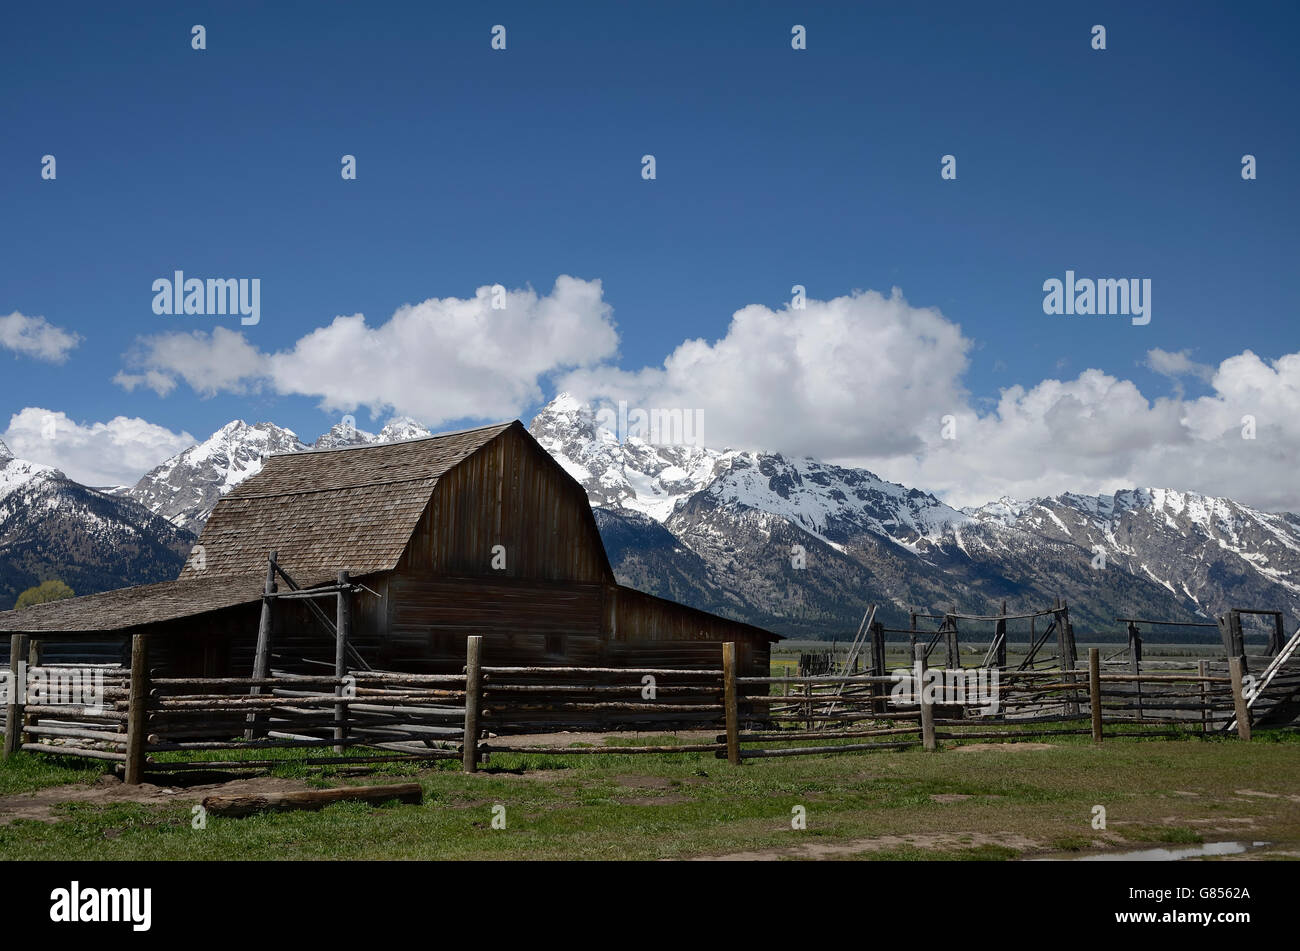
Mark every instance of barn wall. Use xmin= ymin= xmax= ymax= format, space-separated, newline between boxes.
xmin=380 ymin=575 xmax=772 ymax=675
xmin=382 ymin=575 xmax=604 ymax=670
xmin=399 ymin=426 xmax=612 ymax=584
xmin=605 ymin=585 xmax=771 ymax=676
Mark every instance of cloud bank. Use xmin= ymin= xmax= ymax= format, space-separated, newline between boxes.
xmin=116 ymin=276 xmax=618 ymax=425
xmin=103 ymin=277 xmax=1300 ymax=512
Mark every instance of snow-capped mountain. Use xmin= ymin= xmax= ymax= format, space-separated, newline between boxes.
xmin=528 ymin=394 xmax=1299 ymax=636
xmin=1 ymin=438 xmax=57 ymax=502
xmin=531 ymin=394 xmax=967 ymax=542
xmin=313 ymin=417 xmax=434 ymax=450
xmin=374 ymin=417 xmax=433 ymax=443
xmin=132 ymin=416 xmax=438 ymax=533
xmin=312 ymin=421 xmax=377 ymax=450
xmin=682 ymin=452 xmax=969 ymax=548
xmin=530 ymin=394 xmax=735 ymax=521
xmin=0 ymin=443 xmax=192 ymax=608
xmin=127 ymin=421 xmax=308 ymax=534
xmin=966 ymin=489 xmax=1300 ymax=628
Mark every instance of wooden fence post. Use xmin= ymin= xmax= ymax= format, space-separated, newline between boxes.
xmin=124 ymin=634 xmax=150 ymax=785
xmin=915 ymin=643 xmax=936 ymax=752
xmin=463 ymin=635 xmax=482 ymax=772
xmin=995 ymin=601 xmax=1008 ymax=668
xmin=722 ymin=642 xmax=740 ymax=765
xmin=945 ymin=612 xmax=959 ymax=670
xmin=4 ymin=634 xmax=29 ymax=759
xmin=334 ymin=569 xmax=351 ymax=754
xmin=246 ymin=551 xmax=277 ymax=740
xmin=1197 ymin=659 xmax=1209 ymax=734
xmin=1228 ymin=655 xmax=1251 ymax=741
xmin=869 ymin=621 xmax=885 ymax=712
xmin=1227 ymin=612 xmax=1246 ymax=671
xmin=1088 ymin=648 xmax=1102 ymax=743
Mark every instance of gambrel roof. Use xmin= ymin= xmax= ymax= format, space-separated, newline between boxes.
xmin=183 ymin=421 xmax=515 ymax=584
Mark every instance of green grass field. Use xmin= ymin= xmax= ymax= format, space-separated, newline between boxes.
xmin=2 ymin=731 xmax=1298 ymax=861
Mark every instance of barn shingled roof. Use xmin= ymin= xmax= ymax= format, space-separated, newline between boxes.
xmin=182 ymin=421 xmax=516 ymax=584
xmin=0 ymin=421 xmax=516 ymax=634
xmin=0 ymin=576 xmax=264 ymax=633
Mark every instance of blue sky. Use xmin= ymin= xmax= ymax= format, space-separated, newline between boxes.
xmin=2 ymin=2 xmax=1297 ymax=507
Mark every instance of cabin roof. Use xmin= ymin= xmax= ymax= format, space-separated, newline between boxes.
xmin=181 ymin=421 xmax=516 ymax=582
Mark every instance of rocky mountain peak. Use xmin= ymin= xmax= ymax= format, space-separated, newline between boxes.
xmin=376 ymin=417 xmax=432 ymax=443
xmin=126 ymin=420 xmax=307 ymax=534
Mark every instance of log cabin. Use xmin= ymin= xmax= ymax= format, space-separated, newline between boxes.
xmin=0 ymin=420 xmax=778 ymax=677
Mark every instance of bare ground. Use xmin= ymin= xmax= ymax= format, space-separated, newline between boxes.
xmin=0 ymin=774 xmax=313 ymax=825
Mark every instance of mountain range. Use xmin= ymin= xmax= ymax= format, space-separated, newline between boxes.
xmin=3 ymin=396 xmax=1297 ymax=643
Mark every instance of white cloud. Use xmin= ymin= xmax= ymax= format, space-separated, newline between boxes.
xmin=0 ymin=311 xmax=82 ymax=363
xmin=115 ymin=327 xmax=268 ymax=397
xmin=1145 ymin=347 xmax=1214 ymax=384
xmin=559 ymin=287 xmax=972 ymax=460
xmin=2 ymin=409 xmax=195 ymax=488
xmin=861 ymin=352 xmax=1300 ymax=511
xmin=115 ymin=276 xmax=619 ymax=426
xmin=557 ymin=290 xmax=1300 ymax=512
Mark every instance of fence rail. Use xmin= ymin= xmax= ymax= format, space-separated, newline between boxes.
xmin=0 ymin=634 xmax=1272 ymax=783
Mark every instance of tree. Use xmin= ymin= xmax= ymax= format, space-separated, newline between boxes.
xmin=14 ymin=579 xmax=75 ymax=610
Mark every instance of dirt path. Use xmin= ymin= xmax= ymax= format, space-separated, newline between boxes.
xmin=694 ymin=831 xmax=1043 ymax=861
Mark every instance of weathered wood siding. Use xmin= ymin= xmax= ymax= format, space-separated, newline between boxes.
xmin=399 ymin=426 xmax=612 ymax=584
xmin=605 ymin=584 xmax=769 ymax=675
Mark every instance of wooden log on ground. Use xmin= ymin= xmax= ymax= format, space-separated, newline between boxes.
xmin=201 ymin=782 xmax=422 ymax=817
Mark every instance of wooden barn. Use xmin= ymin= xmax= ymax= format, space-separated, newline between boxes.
xmin=0 ymin=421 xmax=778 ymax=678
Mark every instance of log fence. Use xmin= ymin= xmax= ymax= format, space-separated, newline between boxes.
xmin=0 ymin=633 xmax=1265 ymax=783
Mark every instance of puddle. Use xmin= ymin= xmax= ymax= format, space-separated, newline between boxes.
xmin=1041 ymin=841 xmax=1271 ymax=861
